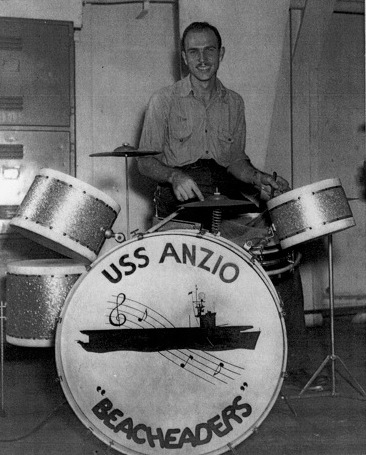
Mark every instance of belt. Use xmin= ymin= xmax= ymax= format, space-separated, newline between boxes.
xmin=180 ymin=159 xmax=225 ymax=171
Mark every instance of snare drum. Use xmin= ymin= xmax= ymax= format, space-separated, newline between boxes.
xmin=6 ymin=259 xmax=87 ymax=347
xmin=11 ymin=168 xmax=121 ymax=263
xmin=56 ymin=230 xmax=286 ymax=455
xmin=250 ymin=239 xmax=301 ymax=280
xmin=267 ymin=178 xmax=355 ymax=249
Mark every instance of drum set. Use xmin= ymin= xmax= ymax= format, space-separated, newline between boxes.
xmin=1 ymin=150 xmax=364 ymax=454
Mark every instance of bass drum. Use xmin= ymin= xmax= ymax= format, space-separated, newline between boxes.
xmin=55 ymin=230 xmax=287 ymax=455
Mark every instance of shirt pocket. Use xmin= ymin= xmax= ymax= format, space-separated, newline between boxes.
xmin=218 ymin=129 xmax=235 ymax=159
xmin=169 ymin=113 xmax=193 ymax=143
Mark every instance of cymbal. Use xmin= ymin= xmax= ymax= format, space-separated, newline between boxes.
xmin=180 ymin=195 xmax=254 ymax=209
xmin=90 ymin=144 xmax=161 ymax=157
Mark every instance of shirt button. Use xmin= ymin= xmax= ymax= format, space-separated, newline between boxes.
xmin=206 ymin=151 xmax=209 ymax=154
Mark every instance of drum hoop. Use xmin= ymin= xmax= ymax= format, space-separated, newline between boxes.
xmin=279 ymin=219 xmax=355 ymax=249
xmin=55 ymin=229 xmax=287 ymax=455
xmin=38 ymin=168 xmax=121 ymax=213
xmin=268 ymin=183 xmax=342 ymax=212
xmin=11 ymin=218 xmax=98 ymax=263
xmin=6 ymin=335 xmax=53 ymax=348
xmin=278 ymin=214 xmax=354 ymax=241
xmin=267 ymin=178 xmax=341 ymax=210
xmin=6 ymin=259 xmax=87 ymax=275
xmin=265 ymin=252 xmax=301 ymax=276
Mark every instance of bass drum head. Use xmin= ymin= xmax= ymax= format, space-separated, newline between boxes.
xmin=56 ymin=231 xmax=287 ymax=455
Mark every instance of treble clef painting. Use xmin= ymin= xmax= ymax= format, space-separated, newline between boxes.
xmin=109 ymin=293 xmax=127 ymax=327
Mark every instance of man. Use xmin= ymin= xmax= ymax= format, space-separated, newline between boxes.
xmin=138 ymin=21 xmax=328 ymax=391
xmin=138 ymin=21 xmax=288 ymax=214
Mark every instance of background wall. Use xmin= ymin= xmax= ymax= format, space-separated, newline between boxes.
xmin=74 ymin=2 xmax=179 ymax=251
xmin=0 ymin=0 xmax=365 ymax=313
xmin=0 ymin=0 xmax=83 ymax=27
xmin=179 ymin=0 xmax=291 ymax=172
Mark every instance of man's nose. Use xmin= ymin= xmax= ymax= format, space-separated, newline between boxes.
xmin=198 ymin=50 xmax=206 ymax=63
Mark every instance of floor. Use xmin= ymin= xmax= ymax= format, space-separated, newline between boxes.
xmin=0 ymin=316 xmax=365 ymax=455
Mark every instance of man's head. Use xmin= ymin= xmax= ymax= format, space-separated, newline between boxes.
xmin=181 ymin=22 xmax=222 ymax=52
xmin=181 ymin=22 xmax=225 ymax=84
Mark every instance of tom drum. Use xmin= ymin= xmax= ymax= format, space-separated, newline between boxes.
xmin=267 ymin=178 xmax=355 ymax=249
xmin=249 ymin=238 xmax=301 ymax=282
xmin=11 ymin=168 xmax=121 ymax=263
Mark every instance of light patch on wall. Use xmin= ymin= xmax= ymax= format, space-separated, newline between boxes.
xmin=2 ymin=166 xmax=20 ymax=180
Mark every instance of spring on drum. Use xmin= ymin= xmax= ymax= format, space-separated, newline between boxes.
xmin=211 ymin=208 xmax=222 ymax=234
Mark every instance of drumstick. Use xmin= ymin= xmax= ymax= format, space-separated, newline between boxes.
xmin=271 ymin=172 xmax=277 ymax=199
xmin=146 ymin=208 xmax=183 ymax=233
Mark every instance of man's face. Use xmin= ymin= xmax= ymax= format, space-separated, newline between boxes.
xmin=182 ymin=29 xmax=225 ymax=83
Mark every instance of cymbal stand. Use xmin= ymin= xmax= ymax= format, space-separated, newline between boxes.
xmin=0 ymin=301 xmax=6 ymax=416
xmin=293 ymin=234 xmax=366 ymax=400
xmin=122 ymin=153 xmax=131 ymax=239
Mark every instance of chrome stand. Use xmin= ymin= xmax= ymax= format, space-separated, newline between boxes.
xmin=293 ymin=235 xmax=366 ymax=400
xmin=0 ymin=301 xmax=6 ymax=416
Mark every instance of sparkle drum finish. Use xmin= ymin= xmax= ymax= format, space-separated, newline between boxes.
xmin=56 ymin=230 xmax=287 ymax=455
xmin=6 ymin=259 xmax=87 ymax=347
xmin=267 ymin=178 xmax=355 ymax=249
xmin=10 ymin=168 xmax=121 ymax=263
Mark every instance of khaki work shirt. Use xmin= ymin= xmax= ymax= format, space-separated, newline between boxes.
xmin=139 ymin=75 xmax=249 ymax=168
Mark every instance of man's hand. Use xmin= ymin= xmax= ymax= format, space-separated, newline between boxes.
xmin=169 ymin=170 xmax=204 ymax=202
xmin=257 ymin=173 xmax=290 ymax=201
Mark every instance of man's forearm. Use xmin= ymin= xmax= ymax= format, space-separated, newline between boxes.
xmin=227 ymin=160 xmax=263 ymax=188
xmin=137 ymin=157 xmax=179 ymax=184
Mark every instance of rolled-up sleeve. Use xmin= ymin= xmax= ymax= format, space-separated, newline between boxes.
xmin=225 ymin=93 xmax=249 ymax=166
xmin=139 ymin=91 xmax=169 ymax=164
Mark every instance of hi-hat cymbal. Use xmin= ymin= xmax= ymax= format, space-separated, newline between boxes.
xmin=180 ymin=195 xmax=255 ymax=209
xmin=90 ymin=144 xmax=161 ymax=157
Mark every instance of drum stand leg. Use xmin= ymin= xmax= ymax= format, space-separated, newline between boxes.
xmin=293 ymin=235 xmax=366 ymax=400
xmin=0 ymin=301 xmax=6 ymax=416
xmin=280 ymin=392 xmax=298 ymax=417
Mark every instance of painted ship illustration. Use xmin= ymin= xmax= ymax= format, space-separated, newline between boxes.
xmin=78 ymin=288 xmax=261 ymax=353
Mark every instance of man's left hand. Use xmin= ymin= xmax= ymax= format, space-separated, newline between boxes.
xmin=259 ymin=173 xmax=290 ymax=200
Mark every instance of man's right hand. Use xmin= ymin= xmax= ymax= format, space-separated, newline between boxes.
xmin=169 ymin=170 xmax=204 ymax=202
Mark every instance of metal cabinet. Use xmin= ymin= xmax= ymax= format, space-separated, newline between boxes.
xmin=0 ymin=17 xmax=75 ymax=223
xmin=0 ymin=17 xmax=73 ymax=127
xmin=0 ymin=17 xmax=75 ymax=305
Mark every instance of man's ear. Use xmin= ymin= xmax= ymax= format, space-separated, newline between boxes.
xmin=219 ymin=46 xmax=225 ymax=62
xmin=182 ymin=50 xmax=187 ymax=66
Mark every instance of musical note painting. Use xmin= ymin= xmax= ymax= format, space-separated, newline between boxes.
xmin=77 ymin=286 xmax=255 ymax=385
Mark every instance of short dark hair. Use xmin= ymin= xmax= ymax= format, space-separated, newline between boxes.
xmin=181 ymin=22 xmax=222 ymax=52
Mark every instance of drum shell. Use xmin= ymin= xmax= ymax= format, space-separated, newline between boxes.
xmin=250 ymin=244 xmax=301 ymax=283
xmin=6 ymin=259 xmax=87 ymax=347
xmin=267 ymin=178 xmax=355 ymax=249
xmin=10 ymin=168 xmax=121 ymax=263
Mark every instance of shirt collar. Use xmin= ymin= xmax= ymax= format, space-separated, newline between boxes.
xmin=176 ymin=75 xmax=228 ymax=101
